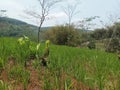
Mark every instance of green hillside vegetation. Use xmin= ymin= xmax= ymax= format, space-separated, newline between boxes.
xmin=0 ymin=16 xmax=120 ymax=89
xmin=0 ymin=17 xmax=92 ymax=44
xmin=90 ymin=22 xmax=120 ymax=53
xmin=43 ymin=25 xmax=93 ymax=47
xmin=0 ymin=37 xmax=120 ymax=89
xmin=0 ymin=17 xmax=38 ymax=41
xmin=0 ymin=17 xmax=27 ymax=25
xmin=0 ymin=17 xmax=120 ymax=53
xmin=0 ymin=17 xmax=52 ymax=41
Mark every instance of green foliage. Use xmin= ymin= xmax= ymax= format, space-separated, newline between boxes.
xmin=106 ymin=38 xmax=120 ymax=53
xmin=17 ymin=36 xmax=45 ymax=66
xmin=8 ymin=65 xmax=30 ymax=81
xmin=87 ymin=41 xmax=96 ymax=49
xmin=0 ymin=37 xmax=120 ymax=89
xmin=44 ymin=25 xmax=80 ymax=46
xmin=105 ymin=23 xmax=120 ymax=53
xmin=17 ymin=36 xmax=32 ymax=65
xmin=0 ymin=17 xmax=38 ymax=41
xmin=0 ymin=80 xmax=12 ymax=90
xmin=90 ymin=22 xmax=120 ymax=52
xmin=47 ymin=44 xmax=120 ymax=89
xmin=0 ymin=23 xmax=37 ymax=41
xmin=91 ymin=28 xmax=107 ymax=40
xmin=0 ymin=58 xmax=5 ymax=73
xmin=8 ymin=65 xmax=30 ymax=88
xmin=64 ymin=77 xmax=73 ymax=90
xmin=107 ymin=22 xmax=120 ymax=38
xmin=32 ymin=59 xmax=40 ymax=69
xmin=0 ymin=17 xmax=27 ymax=25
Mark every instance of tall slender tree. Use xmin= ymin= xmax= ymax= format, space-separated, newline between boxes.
xmin=62 ymin=3 xmax=79 ymax=28
xmin=25 ymin=0 xmax=62 ymax=42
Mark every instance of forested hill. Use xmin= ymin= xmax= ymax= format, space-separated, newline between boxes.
xmin=0 ymin=17 xmax=28 ymax=25
xmin=0 ymin=17 xmax=52 ymax=41
xmin=0 ymin=17 xmax=38 ymax=41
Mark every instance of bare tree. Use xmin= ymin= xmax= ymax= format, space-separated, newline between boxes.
xmin=102 ymin=14 xmax=120 ymax=50
xmin=62 ymin=3 xmax=79 ymax=28
xmin=77 ymin=16 xmax=100 ymax=30
xmin=25 ymin=0 xmax=62 ymax=42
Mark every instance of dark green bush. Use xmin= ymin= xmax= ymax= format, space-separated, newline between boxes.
xmin=44 ymin=25 xmax=80 ymax=46
xmin=105 ymin=38 xmax=120 ymax=53
xmin=87 ymin=41 xmax=96 ymax=49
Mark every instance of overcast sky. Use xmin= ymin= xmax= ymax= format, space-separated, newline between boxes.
xmin=0 ymin=0 xmax=120 ymax=28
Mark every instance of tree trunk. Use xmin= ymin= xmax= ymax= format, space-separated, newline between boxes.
xmin=38 ymin=22 xmax=43 ymax=43
xmin=38 ymin=26 xmax=40 ymax=43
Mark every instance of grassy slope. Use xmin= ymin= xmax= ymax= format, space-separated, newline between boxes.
xmin=50 ymin=44 xmax=120 ymax=89
xmin=0 ymin=37 xmax=120 ymax=90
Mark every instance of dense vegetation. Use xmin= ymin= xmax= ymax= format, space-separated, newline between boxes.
xmin=91 ymin=22 xmax=120 ymax=53
xmin=43 ymin=22 xmax=120 ymax=53
xmin=0 ymin=17 xmax=51 ymax=41
xmin=0 ymin=17 xmax=28 ymax=25
xmin=0 ymin=15 xmax=120 ymax=89
xmin=0 ymin=37 xmax=120 ymax=90
xmin=0 ymin=16 xmax=120 ymax=53
xmin=0 ymin=17 xmax=37 ymax=41
xmin=44 ymin=25 xmax=81 ymax=46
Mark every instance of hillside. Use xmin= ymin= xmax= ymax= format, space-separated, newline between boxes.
xmin=0 ymin=17 xmax=37 ymax=40
xmin=0 ymin=17 xmax=28 ymax=25
xmin=0 ymin=17 xmax=52 ymax=41
xmin=0 ymin=37 xmax=120 ymax=89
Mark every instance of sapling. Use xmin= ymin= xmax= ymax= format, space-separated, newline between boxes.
xmin=41 ymin=40 xmax=50 ymax=67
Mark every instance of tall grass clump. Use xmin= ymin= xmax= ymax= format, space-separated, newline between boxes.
xmin=0 ymin=37 xmax=120 ymax=89
xmin=0 ymin=80 xmax=12 ymax=90
xmin=47 ymin=45 xmax=120 ymax=89
xmin=8 ymin=65 xmax=30 ymax=89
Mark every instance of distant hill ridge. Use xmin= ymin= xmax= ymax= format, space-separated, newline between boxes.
xmin=0 ymin=17 xmax=52 ymax=29
xmin=0 ymin=17 xmax=28 ymax=25
xmin=0 ymin=17 xmax=52 ymax=41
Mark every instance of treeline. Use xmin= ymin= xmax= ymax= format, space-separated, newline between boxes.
xmin=0 ymin=17 xmax=120 ymax=53
xmin=0 ymin=17 xmax=38 ymax=41
xmin=91 ymin=23 xmax=120 ymax=40
xmin=91 ymin=22 xmax=120 ymax=53
xmin=0 ymin=17 xmax=27 ymax=25
xmin=0 ymin=22 xmax=37 ymax=41
xmin=43 ymin=25 xmax=82 ymax=46
xmin=42 ymin=22 xmax=120 ymax=53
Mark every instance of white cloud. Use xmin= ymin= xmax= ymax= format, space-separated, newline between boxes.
xmin=45 ymin=12 xmax=67 ymax=26
xmin=0 ymin=0 xmax=24 ymax=19
xmin=0 ymin=0 xmax=118 ymax=28
xmin=0 ymin=0 xmax=23 ymax=11
xmin=48 ymin=12 xmax=67 ymax=19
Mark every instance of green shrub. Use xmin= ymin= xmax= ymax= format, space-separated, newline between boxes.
xmin=105 ymin=38 xmax=120 ymax=53
xmin=44 ymin=25 xmax=80 ymax=46
xmin=87 ymin=41 xmax=96 ymax=49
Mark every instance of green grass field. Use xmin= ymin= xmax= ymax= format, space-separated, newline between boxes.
xmin=0 ymin=37 xmax=120 ymax=90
